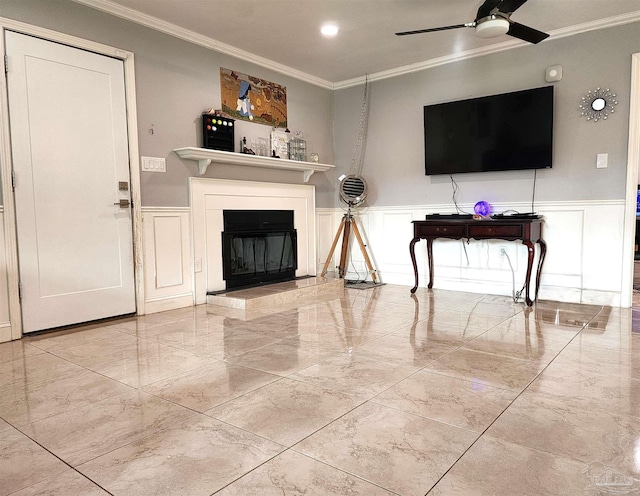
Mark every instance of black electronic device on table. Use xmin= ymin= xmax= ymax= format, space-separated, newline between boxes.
xmin=491 ymin=212 xmax=542 ymax=220
xmin=202 ymin=114 xmax=234 ymax=152
xmin=425 ymin=213 xmax=474 ymax=220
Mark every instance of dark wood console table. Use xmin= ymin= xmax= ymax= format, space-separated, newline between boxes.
xmin=409 ymin=218 xmax=546 ymax=306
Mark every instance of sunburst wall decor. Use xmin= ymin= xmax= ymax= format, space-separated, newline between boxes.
xmin=579 ymin=88 xmax=618 ymax=122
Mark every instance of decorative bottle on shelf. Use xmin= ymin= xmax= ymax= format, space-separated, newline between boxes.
xmin=240 ymin=137 xmax=255 ymax=155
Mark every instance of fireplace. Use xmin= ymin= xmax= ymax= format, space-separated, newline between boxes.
xmin=191 ymin=178 xmax=316 ymax=302
xmin=222 ymin=210 xmax=297 ymax=290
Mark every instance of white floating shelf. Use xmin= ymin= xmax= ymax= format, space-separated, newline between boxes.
xmin=173 ymin=147 xmax=334 ymax=182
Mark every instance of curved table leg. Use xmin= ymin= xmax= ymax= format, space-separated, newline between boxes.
xmin=410 ymin=237 xmax=419 ymax=293
xmin=535 ymin=239 xmax=547 ymax=303
xmin=427 ymin=239 xmax=434 ymax=289
xmin=523 ymin=240 xmax=536 ymax=306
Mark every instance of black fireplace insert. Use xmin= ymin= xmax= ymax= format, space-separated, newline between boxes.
xmin=222 ymin=210 xmax=297 ymax=290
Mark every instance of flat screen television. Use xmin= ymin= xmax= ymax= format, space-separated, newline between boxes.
xmin=423 ymin=86 xmax=553 ymax=175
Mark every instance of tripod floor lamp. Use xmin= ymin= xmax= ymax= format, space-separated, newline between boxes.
xmin=320 ymin=175 xmax=378 ymax=283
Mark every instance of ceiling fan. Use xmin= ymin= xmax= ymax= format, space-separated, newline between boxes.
xmin=395 ymin=0 xmax=549 ymax=44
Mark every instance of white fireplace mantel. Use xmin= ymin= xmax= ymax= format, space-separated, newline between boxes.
xmin=190 ymin=178 xmax=316 ymax=302
xmin=174 ymin=147 xmax=334 ymax=182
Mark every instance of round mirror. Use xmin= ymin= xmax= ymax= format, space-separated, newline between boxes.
xmin=591 ymin=98 xmax=606 ymax=111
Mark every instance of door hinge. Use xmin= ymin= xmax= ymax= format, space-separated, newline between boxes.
xmin=4 ymin=55 xmax=7 ymax=74
xmin=18 ymin=282 xmax=22 ymax=300
xmin=11 ymin=170 xmax=15 ymax=190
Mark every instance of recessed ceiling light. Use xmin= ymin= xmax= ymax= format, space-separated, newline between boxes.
xmin=320 ymin=23 xmax=339 ymax=37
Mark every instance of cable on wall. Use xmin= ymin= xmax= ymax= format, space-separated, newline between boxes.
xmin=350 ymin=75 xmax=370 ymax=177
xmin=531 ymin=168 xmax=538 ymax=213
xmin=503 ymin=250 xmax=526 ymax=303
xmin=449 ymin=175 xmax=472 ymax=214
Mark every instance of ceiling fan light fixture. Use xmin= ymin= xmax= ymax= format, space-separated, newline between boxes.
xmin=475 ymin=16 xmax=510 ymax=38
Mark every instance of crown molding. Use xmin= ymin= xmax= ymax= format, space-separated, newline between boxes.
xmin=334 ymin=10 xmax=640 ymax=89
xmin=71 ymin=0 xmax=640 ymax=91
xmin=71 ymin=0 xmax=334 ymax=89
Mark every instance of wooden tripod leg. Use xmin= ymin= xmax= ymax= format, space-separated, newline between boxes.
xmin=350 ymin=219 xmax=377 ymax=283
xmin=338 ymin=217 xmax=352 ymax=278
xmin=321 ymin=216 xmax=346 ymax=277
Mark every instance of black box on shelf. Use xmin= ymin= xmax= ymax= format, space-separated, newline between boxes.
xmin=202 ymin=114 xmax=234 ymax=152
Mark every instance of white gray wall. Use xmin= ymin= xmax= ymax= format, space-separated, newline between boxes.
xmin=334 ymin=22 xmax=639 ymax=208
xmin=0 ymin=2 xmax=638 ymax=325
xmin=3 ymin=2 xmax=637 ymax=209
xmin=0 ymin=0 xmax=336 ymax=207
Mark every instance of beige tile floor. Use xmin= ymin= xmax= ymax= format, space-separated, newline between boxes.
xmin=1 ymin=285 xmax=639 ymax=495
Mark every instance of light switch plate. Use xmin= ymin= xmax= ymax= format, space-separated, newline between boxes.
xmin=141 ymin=156 xmax=166 ymax=173
xmin=596 ymin=153 xmax=608 ymax=169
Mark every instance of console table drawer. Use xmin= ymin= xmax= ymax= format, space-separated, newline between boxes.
xmin=416 ymin=224 xmax=467 ymax=238
xmin=468 ymin=224 xmax=522 ymax=238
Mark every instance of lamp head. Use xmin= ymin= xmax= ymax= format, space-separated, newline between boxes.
xmin=339 ymin=175 xmax=368 ymax=207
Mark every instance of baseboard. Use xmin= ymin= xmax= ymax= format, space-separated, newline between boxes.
xmin=144 ymin=293 xmax=194 ymax=314
xmin=541 ymin=287 xmax=621 ymax=306
xmin=0 ymin=322 xmax=13 ymax=343
xmin=343 ymin=268 xmax=623 ymax=307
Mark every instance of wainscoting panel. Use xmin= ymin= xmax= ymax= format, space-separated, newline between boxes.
xmin=142 ymin=208 xmax=193 ymax=314
xmin=153 ymin=216 xmax=185 ymax=289
xmin=316 ymin=209 xmax=337 ymax=270
xmin=581 ymin=203 xmax=626 ymax=292
xmin=317 ymin=201 xmax=627 ymax=306
xmin=373 ymin=211 xmax=414 ymax=278
xmin=344 ymin=211 xmax=371 ymax=278
xmin=537 ymin=209 xmax=583 ymax=277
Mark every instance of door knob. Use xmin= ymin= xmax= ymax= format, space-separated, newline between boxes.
xmin=114 ymin=199 xmax=131 ymax=208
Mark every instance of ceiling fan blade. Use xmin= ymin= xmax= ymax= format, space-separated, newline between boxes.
xmin=395 ymin=24 xmax=468 ymax=36
xmin=507 ymin=22 xmax=549 ymax=43
xmin=498 ymin=0 xmax=529 ymax=14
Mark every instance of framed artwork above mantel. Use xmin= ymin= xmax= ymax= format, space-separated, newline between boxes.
xmin=220 ymin=67 xmax=287 ymax=128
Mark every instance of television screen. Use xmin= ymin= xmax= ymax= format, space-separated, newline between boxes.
xmin=424 ymin=86 xmax=553 ymax=175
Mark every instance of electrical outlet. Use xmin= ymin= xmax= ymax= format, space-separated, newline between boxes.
xmin=500 ymin=247 xmax=508 ymax=257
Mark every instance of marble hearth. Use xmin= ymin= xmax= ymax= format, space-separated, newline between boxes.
xmin=207 ymin=276 xmax=344 ymax=315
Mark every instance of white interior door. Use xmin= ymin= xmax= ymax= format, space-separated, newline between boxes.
xmin=5 ymin=31 xmax=136 ymax=333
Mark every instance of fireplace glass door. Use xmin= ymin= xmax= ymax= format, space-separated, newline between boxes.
xmin=222 ymin=210 xmax=297 ymax=290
